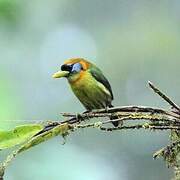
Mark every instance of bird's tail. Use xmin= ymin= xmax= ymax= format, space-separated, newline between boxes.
xmin=109 ymin=104 xmax=119 ymax=127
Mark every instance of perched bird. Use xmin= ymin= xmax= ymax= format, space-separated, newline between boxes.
xmin=52 ymin=58 xmax=118 ymax=126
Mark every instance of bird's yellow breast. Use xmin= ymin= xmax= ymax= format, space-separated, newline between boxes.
xmin=68 ymin=71 xmax=112 ymax=110
xmin=69 ymin=71 xmax=98 ymax=97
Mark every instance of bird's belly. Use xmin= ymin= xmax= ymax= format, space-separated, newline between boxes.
xmin=70 ymin=79 xmax=112 ymax=110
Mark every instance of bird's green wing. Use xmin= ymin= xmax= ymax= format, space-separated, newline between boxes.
xmin=89 ymin=65 xmax=114 ymax=100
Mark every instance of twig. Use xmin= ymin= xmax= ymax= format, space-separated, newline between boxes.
xmin=75 ymin=121 xmax=180 ymax=131
xmin=148 ymin=81 xmax=180 ymax=112
xmin=153 ymin=141 xmax=180 ymax=159
xmin=38 ymin=106 xmax=180 ymax=136
xmin=100 ymin=125 xmax=180 ymax=131
xmin=61 ymin=106 xmax=180 ymax=122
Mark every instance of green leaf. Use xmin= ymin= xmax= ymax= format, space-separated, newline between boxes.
xmin=18 ymin=123 xmax=70 ymax=154
xmin=0 ymin=123 xmax=71 ymax=178
xmin=0 ymin=124 xmax=44 ymax=149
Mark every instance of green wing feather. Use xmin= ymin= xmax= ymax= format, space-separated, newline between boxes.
xmin=89 ymin=65 xmax=114 ymax=100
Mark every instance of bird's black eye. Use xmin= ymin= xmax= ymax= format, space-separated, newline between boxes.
xmin=61 ymin=64 xmax=73 ymax=72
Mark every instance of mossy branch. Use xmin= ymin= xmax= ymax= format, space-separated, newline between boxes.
xmin=0 ymin=81 xmax=180 ymax=180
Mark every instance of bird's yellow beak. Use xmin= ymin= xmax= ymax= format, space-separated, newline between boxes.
xmin=52 ymin=71 xmax=69 ymax=78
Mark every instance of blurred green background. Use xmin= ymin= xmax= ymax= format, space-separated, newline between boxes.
xmin=0 ymin=0 xmax=180 ymax=179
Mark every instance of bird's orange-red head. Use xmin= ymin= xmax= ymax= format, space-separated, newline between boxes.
xmin=52 ymin=58 xmax=91 ymax=83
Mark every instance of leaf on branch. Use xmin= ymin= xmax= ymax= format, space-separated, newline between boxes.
xmin=0 ymin=124 xmax=44 ymax=150
xmin=17 ymin=123 xmax=71 ymax=154
xmin=0 ymin=123 xmax=71 ymax=180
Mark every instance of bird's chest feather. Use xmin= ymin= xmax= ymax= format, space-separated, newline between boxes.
xmin=70 ymin=72 xmax=100 ymax=99
xmin=69 ymin=72 xmax=111 ymax=109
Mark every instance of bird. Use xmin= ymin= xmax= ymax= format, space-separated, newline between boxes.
xmin=52 ymin=58 xmax=119 ymax=127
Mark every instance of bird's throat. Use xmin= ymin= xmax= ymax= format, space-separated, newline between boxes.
xmin=67 ymin=71 xmax=85 ymax=84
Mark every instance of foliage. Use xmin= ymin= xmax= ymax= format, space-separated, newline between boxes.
xmin=0 ymin=124 xmax=43 ymax=150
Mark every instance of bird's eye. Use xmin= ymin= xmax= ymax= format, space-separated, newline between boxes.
xmin=71 ymin=63 xmax=83 ymax=73
xmin=61 ymin=64 xmax=73 ymax=72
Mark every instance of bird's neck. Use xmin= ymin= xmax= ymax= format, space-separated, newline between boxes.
xmin=67 ymin=71 xmax=85 ymax=84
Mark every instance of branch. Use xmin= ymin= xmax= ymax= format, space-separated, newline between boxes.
xmin=0 ymin=81 xmax=180 ymax=180
xmin=148 ymin=81 xmax=180 ymax=113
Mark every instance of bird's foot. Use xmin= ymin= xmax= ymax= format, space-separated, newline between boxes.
xmin=105 ymin=105 xmax=113 ymax=112
xmin=105 ymin=106 xmax=109 ymax=112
